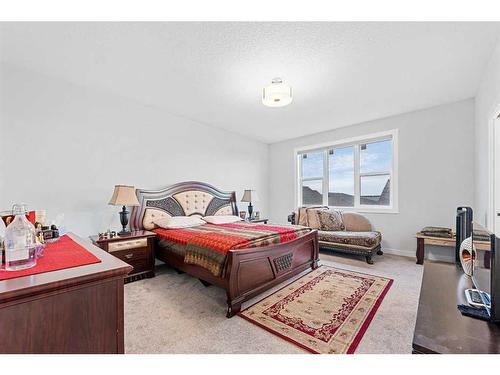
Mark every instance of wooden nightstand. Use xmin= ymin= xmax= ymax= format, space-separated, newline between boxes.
xmin=90 ymin=230 xmax=156 ymax=283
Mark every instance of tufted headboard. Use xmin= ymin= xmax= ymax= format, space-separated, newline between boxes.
xmin=130 ymin=181 xmax=238 ymax=231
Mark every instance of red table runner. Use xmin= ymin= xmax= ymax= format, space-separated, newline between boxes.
xmin=0 ymin=234 xmax=101 ymax=281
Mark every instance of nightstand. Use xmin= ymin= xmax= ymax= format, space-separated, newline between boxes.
xmin=247 ymin=218 xmax=269 ymax=224
xmin=90 ymin=230 xmax=156 ymax=283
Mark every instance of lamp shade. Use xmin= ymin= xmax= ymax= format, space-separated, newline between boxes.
xmin=262 ymin=78 xmax=292 ymax=108
xmin=108 ymin=185 xmax=140 ymax=206
xmin=241 ymin=189 xmax=259 ymax=203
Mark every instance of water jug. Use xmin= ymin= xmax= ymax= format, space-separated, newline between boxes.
xmin=4 ymin=204 xmax=37 ymax=271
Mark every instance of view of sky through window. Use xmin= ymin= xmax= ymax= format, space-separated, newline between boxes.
xmin=360 ymin=139 xmax=392 ymax=196
xmin=329 ymin=146 xmax=354 ymax=206
xmin=329 ymin=146 xmax=354 ymax=194
xmin=361 ymin=140 xmax=392 ymax=172
xmin=301 ymin=152 xmax=323 ymax=178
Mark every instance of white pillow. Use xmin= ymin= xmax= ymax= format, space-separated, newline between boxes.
xmin=154 ymin=216 xmax=205 ymax=229
xmin=202 ymin=215 xmax=242 ymax=224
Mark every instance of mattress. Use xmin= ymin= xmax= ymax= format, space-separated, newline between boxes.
xmin=154 ymin=221 xmax=311 ymax=277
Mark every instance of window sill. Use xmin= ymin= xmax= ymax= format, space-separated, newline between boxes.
xmin=328 ymin=206 xmax=399 ymax=215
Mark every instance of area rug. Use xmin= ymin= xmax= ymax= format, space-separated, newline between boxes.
xmin=239 ymin=266 xmax=393 ymax=354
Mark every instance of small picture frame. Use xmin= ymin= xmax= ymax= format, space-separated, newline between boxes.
xmin=255 ymin=211 xmax=260 ymax=220
xmin=239 ymin=211 xmax=246 ymax=220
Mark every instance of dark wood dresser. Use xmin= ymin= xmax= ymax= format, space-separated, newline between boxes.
xmin=0 ymin=233 xmax=132 ymax=354
xmin=90 ymin=230 xmax=156 ymax=283
xmin=412 ymin=261 xmax=500 ymax=353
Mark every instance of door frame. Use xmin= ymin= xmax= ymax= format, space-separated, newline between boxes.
xmin=488 ymin=101 xmax=500 ymax=233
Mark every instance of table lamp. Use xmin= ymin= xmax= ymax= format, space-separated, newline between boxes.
xmin=108 ymin=185 xmax=140 ymax=235
xmin=241 ymin=189 xmax=259 ymax=219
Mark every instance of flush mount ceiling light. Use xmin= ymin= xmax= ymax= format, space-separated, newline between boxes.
xmin=262 ymin=78 xmax=292 ymax=107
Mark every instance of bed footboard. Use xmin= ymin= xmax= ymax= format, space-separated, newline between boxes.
xmin=225 ymin=230 xmax=319 ymax=317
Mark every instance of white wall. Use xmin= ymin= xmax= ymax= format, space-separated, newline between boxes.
xmin=269 ymin=99 xmax=475 ymax=259
xmin=475 ymin=37 xmax=500 ymax=228
xmin=0 ymin=63 xmax=269 ymax=237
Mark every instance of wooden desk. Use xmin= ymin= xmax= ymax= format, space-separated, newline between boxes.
xmin=415 ymin=233 xmax=490 ymax=265
xmin=0 ymin=233 xmax=132 ymax=354
xmin=413 ymin=261 xmax=500 ymax=353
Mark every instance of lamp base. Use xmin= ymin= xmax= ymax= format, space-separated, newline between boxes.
xmin=118 ymin=230 xmax=131 ymax=236
xmin=118 ymin=205 xmax=130 ymax=235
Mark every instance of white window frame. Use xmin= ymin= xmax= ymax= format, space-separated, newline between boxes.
xmin=294 ymin=129 xmax=399 ymax=214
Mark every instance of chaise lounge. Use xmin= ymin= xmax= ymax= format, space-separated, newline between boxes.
xmin=289 ymin=206 xmax=383 ymax=264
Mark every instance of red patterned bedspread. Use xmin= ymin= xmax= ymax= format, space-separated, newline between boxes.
xmin=154 ymin=222 xmax=311 ymax=277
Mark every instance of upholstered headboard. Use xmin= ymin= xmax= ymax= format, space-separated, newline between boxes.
xmin=130 ymin=181 xmax=238 ymax=231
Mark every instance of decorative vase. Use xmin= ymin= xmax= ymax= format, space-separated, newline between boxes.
xmin=459 ymin=236 xmax=476 ymax=276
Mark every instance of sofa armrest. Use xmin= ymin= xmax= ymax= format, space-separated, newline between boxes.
xmin=342 ymin=212 xmax=373 ymax=232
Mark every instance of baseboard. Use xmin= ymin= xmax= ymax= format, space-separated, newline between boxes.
xmin=423 ymin=252 xmax=455 ymax=263
xmin=382 ymin=247 xmax=414 ymax=258
xmin=382 ymin=247 xmax=455 ymax=263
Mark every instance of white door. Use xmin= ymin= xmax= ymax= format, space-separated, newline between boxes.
xmin=495 ymin=116 xmax=500 ymax=237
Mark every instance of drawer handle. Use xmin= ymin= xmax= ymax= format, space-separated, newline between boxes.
xmin=118 ymin=241 xmax=141 ymax=247
xmin=124 ymin=253 xmax=134 ymax=259
xmin=108 ymin=238 xmax=147 ymax=252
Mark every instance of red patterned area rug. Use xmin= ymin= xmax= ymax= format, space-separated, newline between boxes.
xmin=239 ymin=265 xmax=393 ymax=354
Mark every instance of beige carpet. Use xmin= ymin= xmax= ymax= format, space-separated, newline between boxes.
xmin=124 ymin=252 xmax=423 ymax=353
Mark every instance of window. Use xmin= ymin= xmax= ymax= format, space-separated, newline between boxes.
xmin=329 ymin=145 xmax=354 ymax=207
xmin=296 ymin=130 xmax=398 ymax=213
xmin=300 ymin=151 xmax=324 ymax=205
xmin=360 ymin=139 xmax=392 ymax=206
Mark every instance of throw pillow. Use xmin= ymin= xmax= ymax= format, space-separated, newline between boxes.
xmin=154 ymin=216 xmax=205 ymax=229
xmin=314 ymin=209 xmax=345 ymax=231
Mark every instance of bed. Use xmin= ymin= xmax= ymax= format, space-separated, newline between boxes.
xmin=130 ymin=181 xmax=319 ymax=317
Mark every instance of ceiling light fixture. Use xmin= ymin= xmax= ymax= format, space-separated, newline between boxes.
xmin=262 ymin=78 xmax=292 ymax=107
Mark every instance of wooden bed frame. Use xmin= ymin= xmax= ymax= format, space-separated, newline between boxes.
xmin=130 ymin=181 xmax=319 ymax=317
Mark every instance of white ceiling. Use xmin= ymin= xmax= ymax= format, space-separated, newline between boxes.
xmin=1 ymin=22 xmax=499 ymax=143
